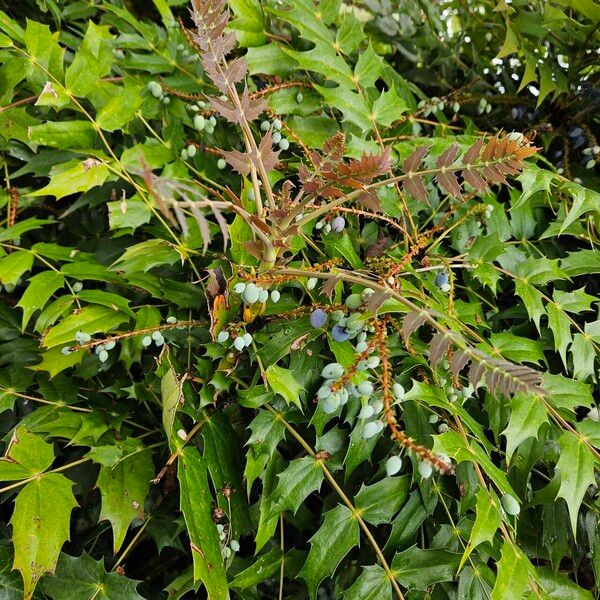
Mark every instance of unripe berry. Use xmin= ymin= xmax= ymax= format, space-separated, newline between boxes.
xmin=242 ymin=332 xmax=253 ymax=346
xmin=345 ymin=293 xmax=362 ymax=309
xmin=270 ymin=290 xmax=281 ymax=302
xmin=181 ymin=148 xmax=189 ymax=160
xmin=98 ymin=350 xmax=109 ymax=363
xmin=217 ymin=158 xmax=227 ymax=170
xmin=392 ymin=383 xmax=405 ymax=400
xmin=306 ymin=277 xmax=318 ymax=290
xmin=233 ymin=282 xmax=246 ymax=294
xmin=362 ymin=421 xmax=380 ymax=439
xmin=371 ymin=400 xmax=383 ymax=413
xmin=310 ymin=309 xmax=328 ymax=328
xmin=272 ymin=132 xmax=282 ymax=144
xmin=321 ymin=363 xmax=344 ymax=379
xmin=233 ymin=336 xmax=246 ymax=351
xmin=357 ymin=381 xmax=374 ymax=395
xmin=187 ymin=144 xmax=197 ymax=158
xmin=242 ymin=283 xmax=260 ymax=304
xmin=162 ymin=96 xmax=170 ymax=104
xmin=61 ymin=347 xmax=72 ymax=355
xmin=418 ymin=461 xmax=433 ymax=478
xmin=385 ymin=456 xmax=403 ymax=476
xmin=501 ymin=493 xmax=520 ymax=515
xmin=358 ymin=405 xmax=374 ymax=419
xmin=217 ymin=331 xmax=230 ymax=344
xmin=258 ymin=289 xmax=269 ymax=303
xmin=209 ymin=116 xmax=217 ymax=127
xmin=260 ymin=120 xmax=270 ymax=131
xmin=279 ymin=138 xmax=289 ymax=151
xmin=230 ymin=540 xmax=240 ymax=552
xmin=166 ymin=316 xmax=178 ymax=324
xmin=272 ymin=118 xmax=282 ymax=130
xmin=296 ymin=92 xmax=304 ymax=103
xmin=105 ymin=341 xmax=116 ymax=350
xmin=142 ymin=336 xmax=152 ymax=347
xmin=322 ymin=394 xmax=341 ymax=414
xmin=73 ymin=282 xmax=83 ymax=292
xmin=194 ymin=115 xmax=205 ymax=130
xmin=366 ymin=356 xmax=380 ymax=369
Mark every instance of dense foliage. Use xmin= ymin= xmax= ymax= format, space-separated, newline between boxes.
xmin=0 ymin=0 xmax=599 ymax=598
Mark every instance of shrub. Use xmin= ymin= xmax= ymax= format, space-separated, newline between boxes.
xmin=0 ymin=0 xmax=599 ymax=598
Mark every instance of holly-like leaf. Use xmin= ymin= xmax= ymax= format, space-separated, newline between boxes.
xmin=40 ymin=552 xmax=144 ymax=600
xmin=11 ymin=474 xmax=78 ymax=599
xmin=354 ymin=476 xmax=410 ymax=525
xmin=0 ymin=427 xmax=54 ymax=481
xmin=96 ymin=451 xmax=154 ymax=553
xmin=392 ymin=546 xmax=461 ymax=590
xmin=265 ymin=364 xmax=304 ymax=409
xmin=555 ymin=431 xmax=596 ymax=536
xmin=459 ymin=488 xmax=502 ymax=570
xmin=490 ymin=542 xmax=533 ymax=600
xmin=177 ymin=446 xmax=229 ymax=599
xmin=502 ymin=393 xmax=548 ymax=460
xmin=298 ymin=505 xmax=360 ymax=599
xmin=343 ymin=564 xmax=391 ymax=599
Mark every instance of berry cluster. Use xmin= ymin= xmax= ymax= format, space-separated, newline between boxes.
xmin=259 ymin=118 xmax=290 ymax=151
xmin=146 ymin=81 xmax=170 ymax=105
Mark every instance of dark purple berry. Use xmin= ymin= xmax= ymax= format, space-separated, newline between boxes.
xmin=435 ymin=271 xmax=449 ymax=287
xmin=310 ymin=309 xmax=328 ymax=328
xmin=331 ymin=324 xmax=350 ymax=342
xmin=331 ymin=216 xmax=345 ymax=233
xmin=572 ymin=135 xmax=586 ymax=149
xmin=569 ymin=127 xmax=583 ymax=138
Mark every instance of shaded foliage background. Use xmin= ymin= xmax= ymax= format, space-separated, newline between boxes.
xmin=0 ymin=0 xmax=599 ymax=598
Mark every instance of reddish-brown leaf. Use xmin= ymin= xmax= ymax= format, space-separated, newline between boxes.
xmin=402 ymin=145 xmax=429 ymax=173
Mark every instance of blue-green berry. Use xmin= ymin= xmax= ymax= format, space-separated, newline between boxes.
xmin=242 ymin=283 xmax=260 ymax=304
xmin=306 ymin=277 xmax=318 ymax=290
xmin=217 ymin=331 xmax=230 ymax=344
xmin=98 ymin=350 xmax=109 ymax=363
xmin=386 ymin=456 xmax=402 ymax=476
xmin=279 ymin=138 xmax=290 ymax=151
xmin=272 ymin=132 xmax=282 ymax=144
xmin=217 ymin=158 xmax=227 ymax=170
xmin=362 ymin=421 xmax=380 ymax=439
xmin=418 ymin=461 xmax=433 ymax=478
xmin=233 ymin=282 xmax=246 ymax=294
xmin=296 ymin=92 xmax=304 ymax=103
xmin=321 ymin=363 xmax=344 ymax=379
xmin=258 ymin=289 xmax=269 ymax=303
xmin=73 ymin=282 xmax=83 ymax=292
xmin=187 ymin=144 xmax=197 ymax=158
xmin=242 ymin=332 xmax=253 ymax=346
xmin=142 ymin=336 xmax=152 ymax=347
xmin=345 ymin=293 xmax=362 ymax=309
xmin=270 ymin=290 xmax=281 ymax=303
xmin=194 ymin=115 xmax=206 ymax=131
xmin=272 ymin=118 xmax=282 ymax=131
xmin=233 ymin=336 xmax=246 ymax=351
xmin=260 ymin=120 xmax=270 ymax=131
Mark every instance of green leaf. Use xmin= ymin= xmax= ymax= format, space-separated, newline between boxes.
xmin=16 ymin=271 xmax=64 ymax=330
xmin=65 ymin=21 xmax=114 ymax=98
xmin=555 ymin=431 xmax=595 ymax=536
xmin=269 ymin=456 xmax=324 ymax=516
xmin=28 ymin=159 xmax=109 ymax=199
xmin=41 ymin=552 xmax=144 ymax=600
xmin=298 ymin=505 xmax=360 ymax=599
xmin=11 ymin=473 xmax=77 ymax=599
xmin=459 ymin=488 xmax=502 ymax=570
xmin=313 ymin=84 xmax=372 ymax=131
xmin=246 ymin=43 xmax=298 ymax=75
xmin=490 ymin=542 xmax=533 ymax=600
xmin=42 ymin=305 xmax=129 ymax=348
xmin=265 ymin=364 xmax=304 ymax=410
xmin=228 ymin=0 xmax=266 ymax=47
xmin=0 ymin=250 xmax=33 ymax=286
xmin=371 ymin=86 xmax=408 ymax=127
xmin=546 ymin=304 xmax=572 ymax=369
xmin=161 ymin=366 xmax=181 ymax=440
xmin=542 ymin=372 xmax=593 ymax=414
xmin=497 ymin=22 xmax=519 ymax=58
xmin=489 ymin=332 xmax=545 ymax=366
xmin=561 ymin=250 xmax=600 ymax=277
xmin=354 ymin=43 xmax=382 ymax=88
xmin=0 ymin=427 xmax=54 ymax=481
xmin=178 ymin=446 xmax=229 ymax=599
xmin=570 ymin=333 xmax=596 ymax=381
xmin=96 ymin=87 xmax=143 ymax=132
xmin=529 ymin=566 xmax=594 ymax=600
xmin=110 ymin=239 xmax=180 ymax=275
xmin=502 ymin=393 xmax=548 ymax=460
xmin=107 ymin=198 xmax=151 ymax=231
xmin=336 ymin=14 xmax=364 ymax=55
xmin=354 ymin=476 xmax=409 ymax=525
xmin=29 ymin=121 xmax=98 ymax=149
xmin=392 ymin=546 xmax=461 ymax=590
xmin=97 ymin=451 xmax=154 ymax=552
xmin=343 ymin=564 xmax=391 ymax=599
